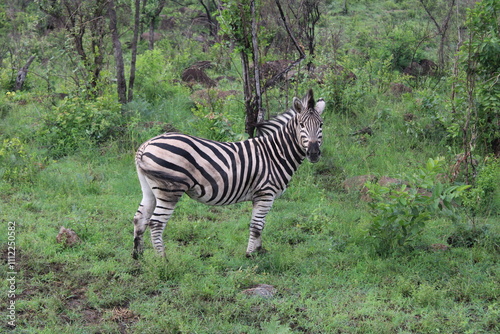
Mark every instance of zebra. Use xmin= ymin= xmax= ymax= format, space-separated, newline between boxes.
xmin=132 ymin=89 xmax=325 ymax=259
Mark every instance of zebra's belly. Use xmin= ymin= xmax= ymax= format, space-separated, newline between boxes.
xmin=186 ymin=184 xmax=255 ymax=206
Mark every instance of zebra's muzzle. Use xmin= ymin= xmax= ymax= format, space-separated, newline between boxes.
xmin=306 ymin=142 xmax=321 ymax=163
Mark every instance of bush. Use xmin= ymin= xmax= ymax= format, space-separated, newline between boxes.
xmin=134 ymin=49 xmax=187 ymax=103
xmin=37 ymin=94 xmax=130 ymax=157
xmin=190 ymin=89 xmax=245 ymax=141
xmin=365 ymin=157 xmax=470 ymax=256
xmin=461 ymin=157 xmax=500 ymax=218
xmin=0 ymin=137 xmax=46 ymax=184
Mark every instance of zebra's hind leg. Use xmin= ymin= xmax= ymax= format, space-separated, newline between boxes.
xmin=246 ymin=196 xmax=274 ymax=257
xmin=133 ymin=173 xmax=156 ymax=259
xmin=148 ymin=186 xmax=184 ymax=257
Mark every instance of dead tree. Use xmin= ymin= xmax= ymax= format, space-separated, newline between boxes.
xmin=15 ymin=55 xmax=35 ymax=91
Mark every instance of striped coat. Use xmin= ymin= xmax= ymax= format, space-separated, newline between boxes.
xmin=133 ymin=89 xmax=325 ymax=258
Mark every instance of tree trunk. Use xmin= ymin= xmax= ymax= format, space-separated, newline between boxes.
xmin=15 ymin=55 xmax=36 ymax=91
xmin=251 ymin=0 xmax=264 ymax=125
xmin=241 ymin=50 xmax=255 ymax=137
xmin=108 ymin=0 xmax=127 ymax=104
xmin=146 ymin=0 xmax=166 ymax=50
xmin=128 ymin=0 xmax=141 ymax=102
xmin=148 ymin=20 xmax=155 ymax=50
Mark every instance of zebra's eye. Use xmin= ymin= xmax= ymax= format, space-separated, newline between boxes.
xmin=299 ymin=122 xmax=305 ymax=128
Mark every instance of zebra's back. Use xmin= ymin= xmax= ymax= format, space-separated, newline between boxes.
xmin=136 ymin=133 xmax=271 ymax=206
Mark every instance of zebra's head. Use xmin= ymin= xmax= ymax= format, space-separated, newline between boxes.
xmin=293 ymin=89 xmax=325 ymax=163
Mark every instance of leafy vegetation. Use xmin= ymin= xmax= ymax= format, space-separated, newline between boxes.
xmin=365 ymin=157 xmax=471 ymax=256
xmin=0 ymin=0 xmax=499 ymax=333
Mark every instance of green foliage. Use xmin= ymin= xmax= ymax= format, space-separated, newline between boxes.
xmin=0 ymin=137 xmax=46 ymax=184
xmin=217 ymin=1 xmax=252 ymax=54
xmin=134 ymin=49 xmax=188 ymax=103
xmin=447 ymin=0 xmax=500 ymax=154
xmin=322 ymin=64 xmax=363 ymax=115
xmin=461 ymin=157 xmax=500 ymax=217
xmin=382 ymin=22 xmax=425 ymax=71
xmin=0 ymin=91 xmax=14 ymax=118
xmin=365 ymin=157 xmax=470 ymax=255
xmin=403 ymin=88 xmax=448 ymax=142
xmin=190 ymin=89 xmax=245 ymax=141
xmin=37 ymin=94 xmax=133 ymax=157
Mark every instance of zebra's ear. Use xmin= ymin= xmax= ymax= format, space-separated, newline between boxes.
xmin=293 ymin=97 xmax=304 ymax=113
xmin=315 ymin=98 xmax=325 ymax=114
xmin=306 ymin=89 xmax=315 ymax=110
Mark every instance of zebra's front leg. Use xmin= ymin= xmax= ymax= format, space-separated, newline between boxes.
xmin=246 ymin=196 xmax=274 ymax=257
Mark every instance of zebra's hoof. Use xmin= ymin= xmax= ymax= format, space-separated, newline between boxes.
xmin=246 ymin=247 xmax=267 ymax=258
xmin=132 ymin=249 xmax=143 ymax=260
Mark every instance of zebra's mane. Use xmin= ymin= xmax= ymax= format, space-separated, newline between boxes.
xmin=255 ymin=109 xmax=297 ymax=137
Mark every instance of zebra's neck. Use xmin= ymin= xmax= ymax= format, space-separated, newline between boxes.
xmin=259 ymin=117 xmax=305 ymax=181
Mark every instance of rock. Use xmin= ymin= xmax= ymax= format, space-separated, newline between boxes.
xmin=56 ymin=227 xmax=81 ymax=247
xmin=403 ymin=59 xmax=437 ymax=77
xmin=241 ymin=284 xmax=276 ymax=298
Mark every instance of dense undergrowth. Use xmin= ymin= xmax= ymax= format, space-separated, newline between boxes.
xmin=1 ymin=0 xmax=499 ymax=333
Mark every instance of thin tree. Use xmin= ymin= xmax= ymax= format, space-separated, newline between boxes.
xmin=419 ymin=0 xmax=456 ymax=70
xmin=108 ymin=0 xmax=127 ymax=104
xmin=142 ymin=0 xmax=166 ymax=50
xmin=218 ymin=0 xmax=308 ymax=137
xmin=128 ymin=0 xmax=141 ymax=102
xmin=38 ymin=0 xmax=108 ymax=96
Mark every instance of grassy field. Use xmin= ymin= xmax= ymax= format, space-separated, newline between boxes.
xmin=1 ymin=97 xmax=499 ymax=333
xmin=1 ymin=1 xmax=499 ymax=333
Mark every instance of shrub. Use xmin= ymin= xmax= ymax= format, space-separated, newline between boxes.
xmin=134 ymin=49 xmax=187 ymax=103
xmin=190 ymin=89 xmax=245 ymax=142
xmin=365 ymin=157 xmax=470 ymax=256
xmin=0 ymin=137 xmax=46 ymax=184
xmin=460 ymin=157 xmax=500 ymax=218
xmin=37 ymin=94 xmax=129 ymax=157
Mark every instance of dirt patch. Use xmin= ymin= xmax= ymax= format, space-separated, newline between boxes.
xmin=60 ymin=287 xmax=103 ymax=326
xmin=9 ymin=249 xmax=140 ymax=331
xmin=391 ymin=83 xmax=413 ymax=97
xmin=111 ymin=307 xmax=140 ymax=332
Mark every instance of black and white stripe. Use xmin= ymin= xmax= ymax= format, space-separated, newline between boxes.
xmin=132 ymin=89 xmax=325 ymax=258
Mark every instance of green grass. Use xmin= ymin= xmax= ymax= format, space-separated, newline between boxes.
xmin=1 ymin=142 xmax=498 ymax=333
xmin=1 ymin=86 xmax=498 ymax=334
